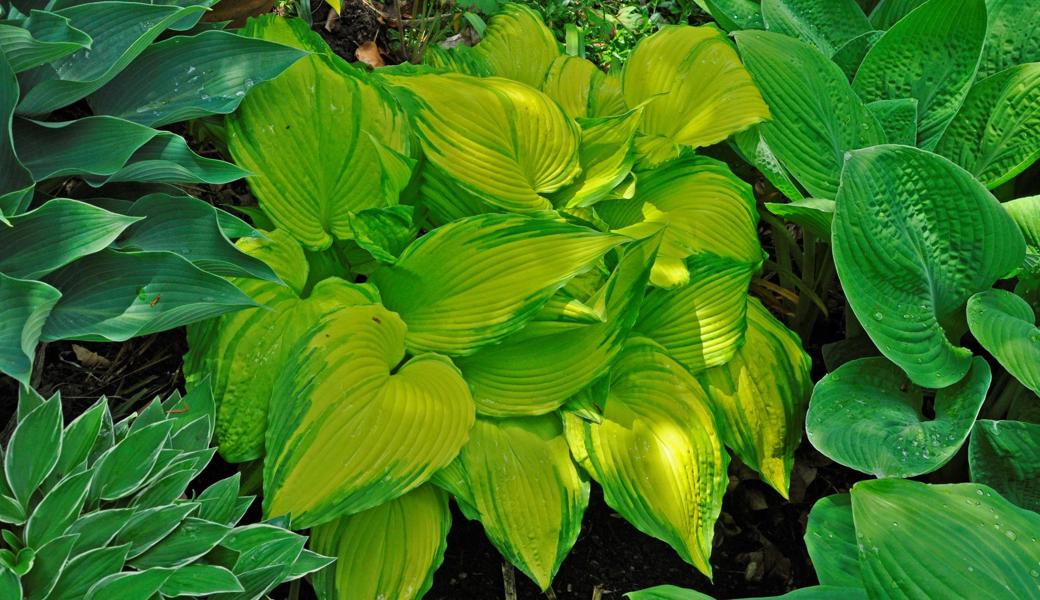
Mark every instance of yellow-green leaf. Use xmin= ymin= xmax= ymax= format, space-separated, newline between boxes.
xmin=551 ymin=109 xmax=641 ymax=209
xmin=541 ymin=55 xmax=627 ymax=120
xmin=474 ymin=3 xmax=560 ymax=88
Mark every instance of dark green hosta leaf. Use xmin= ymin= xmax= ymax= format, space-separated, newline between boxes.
xmin=936 ymin=64 xmax=1040 ymax=188
xmin=830 ymin=30 xmax=882 ymax=79
xmin=159 ymin=564 xmax=243 ymax=596
xmin=88 ymin=29 xmax=305 ymax=127
xmin=196 ymin=473 xmax=244 ymax=525
xmin=978 ymin=0 xmax=1040 ymax=79
xmin=0 ymin=565 xmax=20 ymax=598
xmin=40 ymin=249 xmax=255 ymax=342
xmin=53 ymin=397 xmax=106 ymax=479
xmin=734 ymin=30 xmax=885 ymax=199
xmin=866 ymin=98 xmax=917 ymax=145
xmin=803 ymin=494 xmax=861 ymax=587
xmin=868 ymin=0 xmax=926 ymax=28
xmin=625 ymin=585 xmax=868 ymax=599
xmin=21 ymin=534 xmax=76 ymax=600
xmin=130 ymin=517 xmax=230 ymax=569
xmin=852 ymin=0 xmax=986 ymax=149
xmin=761 ymin=0 xmax=871 ymax=56
xmin=731 ymin=126 xmax=805 ymax=202
xmin=0 ymin=273 xmax=60 ymax=384
xmin=967 ymin=289 xmax=1040 ymax=395
xmin=86 ymin=568 xmax=171 ymax=600
xmin=970 ymin=420 xmax=1040 ymax=512
xmin=0 ymin=9 xmax=91 ymax=73
xmin=832 ymin=145 xmax=1024 ymax=388
xmin=0 ymin=51 xmax=33 ymax=219
xmin=806 ymin=356 xmax=990 ymax=478
xmin=16 ymin=2 xmax=208 ymax=115
xmin=23 ymin=469 xmax=90 ymax=549
xmin=89 ymin=420 xmax=171 ymax=501
xmin=131 ymin=466 xmax=195 ymax=509
xmin=0 ymin=199 xmax=138 ymax=279
xmin=46 ymin=543 xmax=130 ymax=600
xmin=5 ymin=395 xmax=61 ymax=508
xmin=66 ymin=507 xmax=135 ymax=554
xmin=114 ymin=502 xmax=198 ymax=559
xmin=695 ymin=0 xmax=763 ymax=31
xmin=851 ymin=479 xmax=1040 ymax=598
xmin=765 ymin=198 xmax=833 ymax=239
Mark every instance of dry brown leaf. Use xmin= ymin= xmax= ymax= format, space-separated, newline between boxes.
xmin=72 ymin=344 xmax=112 ymax=368
xmin=356 ymin=41 xmax=384 ymax=68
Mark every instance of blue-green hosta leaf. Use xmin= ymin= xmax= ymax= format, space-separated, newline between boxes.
xmin=852 ymin=0 xmax=986 ymax=149
xmin=551 ymin=109 xmax=641 ymax=209
xmin=372 ymin=213 xmax=623 ymax=356
xmin=472 ymin=3 xmax=559 ymax=88
xmin=761 ymin=0 xmax=872 ymax=56
xmin=868 ymin=0 xmax=927 ymax=28
xmin=433 ymin=415 xmax=588 ymax=590
xmin=803 ymin=494 xmax=861 ymax=588
xmin=263 ymin=305 xmax=475 ymax=528
xmin=978 ymin=0 xmax=1040 ymax=79
xmin=40 ymin=249 xmax=256 ymax=342
xmin=735 ymin=30 xmax=885 ymax=199
xmin=227 ymin=16 xmax=411 ymax=251
xmin=0 ymin=274 xmax=60 ymax=384
xmin=0 ymin=51 xmax=33 ymax=218
xmin=969 ymin=420 xmax=1040 ymax=512
xmin=310 ymin=485 xmax=450 ymax=600
xmin=385 ymin=71 xmax=580 ymax=214
xmin=936 ymin=64 xmax=1040 ymax=189
xmin=623 ymin=25 xmax=769 ymax=166
xmin=697 ymin=298 xmax=811 ymax=497
xmin=851 ymin=479 xmax=1040 ymax=599
xmin=967 ymin=289 xmax=1040 ymax=395
xmin=765 ymin=198 xmax=834 ymax=239
xmin=832 ymin=145 xmax=1024 ymax=388
xmin=81 ymin=132 xmax=248 ymax=186
xmin=564 ymin=338 xmax=728 ymax=577
xmin=0 ymin=199 xmax=138 ymax=279
xmin=184 ymin=231 xmax=379 ymax=462
xmin=0 ymin=9 xmax=90 ymax=73
xmin=15 ymin=2 xmax=208 ymax=115
xmin=867 ymin=98 xmax=918 ymax=145
xmin=806 ymin=356 xmax=990 ymax=478
xmin=540 ymin=55 xmax=627 ymax=120
xmin=453 ymin=235 xmax=656 ymax=417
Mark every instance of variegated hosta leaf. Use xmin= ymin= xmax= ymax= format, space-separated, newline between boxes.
xmin=384 ymin=72 xmax=580 ymax=214
xmin=541 ymin=55 xmax=627 ymax=120
xmin=611 ymin=156 xmax=762 ymax=290
xmin=371 ymin=213 xmax=623 ymax=356
xmin=851 ymin=479 xmax=1040 ymax=599
xmin=183 ymin=230 xmax=377 ymax=463
xmin=697 ymin=298 xmax=811 ymax=497
xmin=227 ymin=16 xmax=411 ymax=250
xmin=309 ymin=485 xmax=451 ymax=600
xmin=969 ymin=419 xmax=1040 ymax=513
xmin=263 ymin=305 xmax=475 ymax=528
xmin=936 ymin=63 xmax=1040 ymax=189
xmin=433 ymin=415 xmax=588 ymax=590
xmin=623 ymin=25 xmax=769 ymax=166
xmin=832 ymin=145 xmax=1025 ymax=388
xmin=473 ymin=3 xmax=560 ymax=88
xmin=806 ymin=356 xmax=990 ymax=478
xmin=453 ymin=235 xmax=657 ymax=417
xmin=967 ymin=289 xmax=1040 ymax=395
xmin=551 ymin=109 xmax=641 ymax=209
xmin=564 ymin=338 xmax=728 ymax=576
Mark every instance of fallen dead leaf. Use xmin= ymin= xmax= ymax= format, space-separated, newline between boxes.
xmin=356 ymin=41 xmax=384 ymax=68
xmin=72 ymin=344 xmax=112 ymax=369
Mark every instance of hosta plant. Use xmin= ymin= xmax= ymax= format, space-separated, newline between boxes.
xmin=184 ymin=5 xmax=813 ymax=598
xmin=0 ymin=0 xmax=305 ymax=386
xmin=0 ymin=384 xmax=330 ymax=599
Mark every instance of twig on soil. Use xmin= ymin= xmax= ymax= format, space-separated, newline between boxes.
xmin=591 ymin=585 xmax=604 ymax=600
xmin=502 ymin=561 xmax=517 ymax=600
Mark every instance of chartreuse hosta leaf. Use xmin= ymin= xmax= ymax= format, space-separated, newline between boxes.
xmin=697 ymin=298 xmax=811 ymax=497
xmin=970 ymin=420 xmax=1040 ymax=512
xmin=564 ymin=338 xmax=728 ymax=576
xmin=803 ymin=494 xmax=861 ymax=588
xmin=541 ymin=55 xmax=627 ymax=120
xmin=454 ymin=235 xmax=657 ymax=417
xmin=433 ymin=415 xmax=588 ymax=589
xmin=623 ymin=25 xmax=769 ymax=166
xmin=384 ymin=72 xmax=580 ymax=215
xmin=735 ymin=30 xmax=885 ymax=199
xmin=550 ymin=109 xmax=642 ymax=209
xmin=967 ymin=289 xmax=1040 ymax=395
xmin=473 ymin=3 xmax=559 ymax=88
xmin=309 ymin=485 xmax=450 ymax=600
xmin=852 ymin=0 xmax=986 ymax=150
xmin=832 ymin=145 xmax=1025 ymax=388
xmin=372 ymin=213 xmax=623 ymax=356
xmin=936 ymin=64 xmax=1040 ymax=188
xmin=761 ymin=0 xmax=872 ymax=57
xmin=978 ymin=0 xmax=1040 ymax=79
xmin=806 ymin=356 xmax=991 ymax=478
xmin=263 ymin=304 xmax=475 ymax=528
xmin=184 ymin=230 xmax=376 ymax=463
xmin=228 ymin=15 xmax=411 ymax=250
xmin=851 ymin=479 xmax=1040 ymax=598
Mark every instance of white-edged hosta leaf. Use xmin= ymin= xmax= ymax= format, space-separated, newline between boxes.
xmin=832 ymin=145 xmax=1024 ymax=388
xmin=761 ymin=0 xmax=872 ymax=57
xmin=540 ymin=55 xmax=626 ymax=120
xmin=372 ymin=213 xmax=623 ymax=356
xmin=0 ymin=273 xmax=60 ymax=385
xmin=967 ymin=289 xmax=1040 ymax=395
xmin=734 ymin=30 xmax=885 ymax=199
xmin=20 ymin=534 xmax=76 ymax=600
xmin=851 ymin=0 xmax=986 ymax=150
xmin=435 ymin=415 xmax=588 ymax=590
xmin=765 ymin=198 xmax=834 ymax=239
xmin=697 ymin=298 xmax=811 ymax=497
xmin=806 ymin=356 xmax=991 ymax=478
xmin=969 ymin=419 xmax=1040 ymax=512
xmin=453 ymin=235 xmax=657 ymax=417
xmin=473 ymin=3 xmax=559 ymax=88
xmin=385 ymin=72 xmax=580 ymax=214
xmin=227 ymin=16 xmax=412 ymax=250
xmin=564 ymin=338 xmax=728 ymax=576
xmin=803 ymin=493 xmax=861 ymax=588
xmin=0 ymin=9 xmax=91 ymax=73
xmin=263 ymin=305 xmax=475 ymax=528
xmin=551 ymin=109 xmax=641 ymax=209
xmin=936 ymin=63 xmax=1040 ymax=189
xmin=4 ymin=394 xmax=61 ymax=508
xmin=978 ymin=0 xmax=1040 ymax=79
xmin=867 ymin=98 xmax=918 ymax=145
xmin=309 ymin=485 xmax=450 ymax=600
xmin=623 ymin=25 xmax=769 ymax=166
xmin=851 ymin=479 xmax=1040 ymax=599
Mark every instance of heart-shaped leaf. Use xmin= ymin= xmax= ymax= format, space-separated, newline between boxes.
xmin=472 ymin=3 xmax=559 ymax=88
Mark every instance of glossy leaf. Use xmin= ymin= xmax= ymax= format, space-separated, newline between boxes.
xmin=761 ymin=0 xmax=872 ymax=56
xmin=868 ymin=0 xmax=927 ymax=28
xmin=474 ymin=3 xmax=559 ymax=88
xmin=0 ymin=273 xmax=60 ymax=384
xmin=967 ymin=289 xmax=1040 ymax=395
xmin=803 ymin=494 xmax=861 ymax=587
xmin=765 ymin=198 xmax=833 ymax=239
xmin=541 ymin=55 xmax=626 ymax=120
xmin=552 ymin=109 xmax=641 ymax=209
xmin=160 ymin=565 xmax=244 ymax=597
xmin=0 ymin=9 xmax=91 ymax=73
xmin=0 ymin=51 xmax=32 ymax=216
